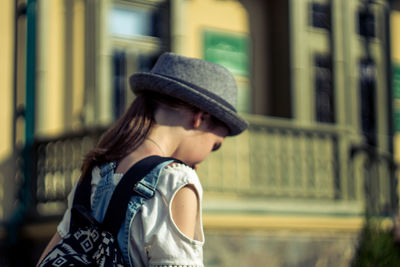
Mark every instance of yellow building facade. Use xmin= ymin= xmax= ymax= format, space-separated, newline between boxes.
xmin=0 ymin=0 xmax=16 ymax=223
xmin=0 ymin=0 xmax=399 ymax=266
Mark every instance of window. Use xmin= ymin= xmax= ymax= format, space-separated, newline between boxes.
xmin=108 ymin=1 xmax=169 ymax=119
xmin=310 ymin=2 xmax=331 ymax=30
xmin=358 ymin=8 xmax=375 ymax=38
xmin=110 ymin=6 xmax=156 ymax=38
xmin=112 ymin=50 xmax=127 ymax=118
xmin=360 ymin=59 xmax=377 ymax=146
xmin=315 ymin=54 xmax=334 ymax=123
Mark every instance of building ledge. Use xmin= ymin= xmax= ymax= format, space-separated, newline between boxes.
xmin=203 ymin=196 xmax=370 ymax=233
xmin=204 ymin=196 xmax=364 ymax=216
xmin=203 ymin=213 xmax=365 ymax=233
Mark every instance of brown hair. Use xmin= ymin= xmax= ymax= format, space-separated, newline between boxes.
xmin=80 ymin=91 xmax=227 ymax=180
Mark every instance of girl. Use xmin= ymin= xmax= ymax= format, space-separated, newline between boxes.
xmin=37 ymin=52 xmax=248 ymax=266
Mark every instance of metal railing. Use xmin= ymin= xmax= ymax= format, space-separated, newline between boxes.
xmin=31 ymin=128 xmax=105 ymax=216
xmin=349 ymin=144 xmax=398 ymax=217
xmin=28 ymin=115 xmax=398 ymax=218
xmin=199 ymin=115 xmax=341 ymax=200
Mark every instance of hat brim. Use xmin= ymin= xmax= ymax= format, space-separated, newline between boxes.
xmin=129 ymin=72 xmax=248 ymax=136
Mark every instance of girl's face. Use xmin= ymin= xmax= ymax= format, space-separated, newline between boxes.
xmin=175 ymin=121 xmax=229 ymax=169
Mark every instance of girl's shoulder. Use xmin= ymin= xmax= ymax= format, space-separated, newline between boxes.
xmin=163 ymin=161 xmax=196 ymax=174
xmin=157 ymin=162 xmax=202 ymax=197
xmin=161 ymin=161 xmax=199 ymax=183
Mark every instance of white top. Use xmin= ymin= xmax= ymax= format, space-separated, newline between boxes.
xmin=57 ymin=163 xmax=205 ymax=267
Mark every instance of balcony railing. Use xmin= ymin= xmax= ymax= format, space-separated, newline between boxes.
xmin=31 ymin=128 xmax=105 ymax=216
xmin=199 ymin=115 xmax=340 ymax=199
xmin=28 ymin=115 xmax=398 ymax=218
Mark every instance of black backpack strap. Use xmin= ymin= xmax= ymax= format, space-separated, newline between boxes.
xmin=72 ymin=162 xmax=118 ymax=211
xmin=73 ymin=169 xmax=94 ymax=211
xmin=70 ymin=166 xmax=98 ymax=231
xmin=71 ymin=162 xmax=118 ymax=231
xmin=101 ymin=156 xmax=182 ymax=235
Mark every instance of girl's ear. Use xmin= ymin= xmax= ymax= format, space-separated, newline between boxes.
xmin=192 ymin=111 xmax=210 ymax=129
xmin=192 ymin=112 xmax=203 ymax=129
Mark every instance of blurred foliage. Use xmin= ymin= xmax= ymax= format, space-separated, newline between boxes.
xmin=352 ymin=219 xmax=400 ymax=267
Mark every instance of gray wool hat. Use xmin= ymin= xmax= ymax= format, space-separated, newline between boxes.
xmin=129 ymin=52 xmax=248 ymax=136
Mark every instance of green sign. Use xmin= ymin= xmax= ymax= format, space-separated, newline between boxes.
xmin=203 ymin=30 xmax=249 ymax=77
xmin=393 ymin=63 xmax=400 ymax=132
xmin=395 ymin=110 xmax=400 ymax=132
xmin=394 ymin=63 xmax=400 ymax=99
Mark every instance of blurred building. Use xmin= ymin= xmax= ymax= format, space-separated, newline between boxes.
xmin=0 ymin=0 xmax=399 ymax=266
xmin=393 ymin=3 xmax=400 ymax=164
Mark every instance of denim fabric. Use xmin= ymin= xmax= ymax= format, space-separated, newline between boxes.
xmin=90 ymin=160 xmax=174 ymax=266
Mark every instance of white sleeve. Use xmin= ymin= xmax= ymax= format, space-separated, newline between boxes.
xmin=129 ymin=163 xmax=205 ymax=267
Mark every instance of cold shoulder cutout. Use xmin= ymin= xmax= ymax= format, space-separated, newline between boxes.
xmin=57 ymin=162 xmax=204 ymax=267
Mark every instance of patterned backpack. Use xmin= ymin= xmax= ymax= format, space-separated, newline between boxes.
xmin=37 ymin=156 xmax=178 ymax=267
